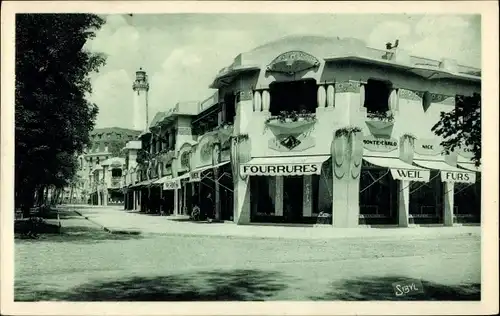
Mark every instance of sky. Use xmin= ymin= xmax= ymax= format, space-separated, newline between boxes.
xmin=83 ymin=14 xmax=481 ymax=129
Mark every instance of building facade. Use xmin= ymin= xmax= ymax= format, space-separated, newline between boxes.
xmin=122 ymin=35 xmax=481 ymax=228
xmin=78 ymin=127 xmax=141 ymax=205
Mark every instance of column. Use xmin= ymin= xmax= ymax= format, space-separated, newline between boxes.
xmin=183 ymin=182 xmax=187 ymax=215
xmin=132 ymin=191 xmax=136 ymax=210
xmin=398 ymin=180 xmax=410 ymax=227
xmin=214 ymin=168 xmax=220 ymax=220
xmin=275 ymin=176 xmax=284 ymax=216
xmin=303 ymin=176 xmax=312 ymax=217
xmin=159 ymin=188 xmax=163 ymax=214
xmin=234 ymin=177 xmax=251 ymax=224
xmin=137 ymin=191 xmax=142 ymax=212
xmin=443 ymin=182 xmax=455 ymax=227
xmin=174 ymin=188 xmax=179 ymax=215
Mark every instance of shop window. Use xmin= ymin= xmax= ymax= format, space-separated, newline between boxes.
xmin=363 ymin=79 xmax=393 ymax=114
xmin=223 ymin=92 xmax=236 ymax=125
xmin=111 ymin=168 xmax=122 ymax=177
xmin=269 ymin=79 xmax=317 ymax=115
xmin=250 ymin=177 xmax=274 ymax=216
xmin=409 ymin=171 xmax=444 ymax=222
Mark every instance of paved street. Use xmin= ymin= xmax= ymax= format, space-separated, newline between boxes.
xmin=15 ymin=206 xmax=480 ymax=301
xmin=65 ymin=205 xmax=480 ymax=240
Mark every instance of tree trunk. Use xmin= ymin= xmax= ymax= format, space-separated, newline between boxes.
xmin=69 ymin=184 xmax=74 ymax=204
xmin=21 ymin=186 xmax=36 ymax=218
xmin=36 ymin=186 xmax=45 ymax=206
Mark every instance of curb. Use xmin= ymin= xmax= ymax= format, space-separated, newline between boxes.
xmin=72 ymin=210 xmax=142 ymax=236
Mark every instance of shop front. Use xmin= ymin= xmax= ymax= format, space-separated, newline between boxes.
xmin=240 ymin=155 xmax=330 ymax=224
xmin=188 ymin=161 xmax=232 ymax=220
xmin=410 ymin=139 xmax=477 ymax=226
xmin=454 ymin=147 xmax=482 ymax=224
xmin=358 ymin=135 xmax=431 ymax=227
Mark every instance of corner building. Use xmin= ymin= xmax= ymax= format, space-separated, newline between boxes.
xmin=201 ymin=35 xmax=480 ymax=227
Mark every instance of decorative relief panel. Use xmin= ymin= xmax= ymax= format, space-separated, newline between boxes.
xmin=236 ymin=90 xmax=253 ymax=103
xmin=399 ymin=88 xmax=424 ymax=101
xmin=335 ymin=81 xmax=360 ymax=94
xmin=177 ymin=127 xmax=192 ymax=135
xmin=266 ymin=51 xmax=320 ymax=75
xmin=430 ymin=93 xmax=455 ymax=105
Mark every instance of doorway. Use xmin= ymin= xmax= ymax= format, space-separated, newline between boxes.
xmin=283 ymin=176 xmax=303 ymax=222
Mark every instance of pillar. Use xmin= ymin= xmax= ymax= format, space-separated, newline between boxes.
xmin=174 ymin=188 xmax=179 ymax=215
xmin=303 ymin=175 xmax=312 ymax=217
xmin=275 ymin=176 xmax=284 ymax=216
xmin=231 ymin=89 xmax=253 ymax=224
xmin=234 ymin=177 xmax=251 ymax=224
xmin=443 ymin=182 xmax=455 ymax=226
xmin=331 ymin=130 xmax=362 ymax=228
xmin=214 ymin=168 xmax=220 ymax=220
xmin=159 ymin=187 xmax=163 ymax=214
xmin=103 ymin=189 xmax=108 ymax=206
xmin=138 ymin=191 xmax=142 ymax=212
xmin=398 ymin=180 xmax=410 ymax=227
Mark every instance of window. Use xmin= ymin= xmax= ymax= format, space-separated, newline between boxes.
xmin=223 ymin=92 xmax=236 ymax=124
xmin=363 ymin=79 xmax=392 ymax=114
xmin=269 ymin=79 xmax=318 ymax=115
xmin=111 ymin=168 xmax=122 ymax=177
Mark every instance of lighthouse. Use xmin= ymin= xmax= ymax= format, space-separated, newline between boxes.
xmin=132 ymin=68 xmax=149 ymax=131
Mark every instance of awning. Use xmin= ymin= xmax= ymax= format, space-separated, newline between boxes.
xmin=458 ymin=162 xmax=481 ymax=173
xmin=163 ymin=174 xmax=189 ymax=190
xmin=240 ymin=155 xmax=330 ymax=176
xmin=189 ymin=161 xmax=230 ymax=182
xmin=414 ymin=160 xmax=476 ymax=184
xmin=154 ymin=175 xmax=173 ymax=184
xmin=363 ymin=156 xmax=430 ymax=182
xmin=129 ymin=179 xmax=155 ymax=188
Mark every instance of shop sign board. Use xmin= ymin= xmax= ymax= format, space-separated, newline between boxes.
xmin=189 ymin=171 xmax=202 ymax=182
xmin=163 ymin=179 xmax=180 ymax=190
xmin=390 ymin=168 xmax=430 ymax=182
xmin=458 ymin=146 xmax=475 ymax=159
xmin=414 ymin=139 xmax=443 ymax=156
xmin=441 ymin=171 xmax=476 ymax=183
xmin=363 ymin=136 xmax=398 ymax=152
xmin=240 ymin=163 xmax=321 ymax=176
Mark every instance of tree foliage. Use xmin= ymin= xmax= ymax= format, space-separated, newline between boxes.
xmin=432 ymin=93 xmax=481 ymax=166
xmin=15 ymin=14 xmax=106 ymax=212
xmin=108 ymin=140 xmax=126 ymax=158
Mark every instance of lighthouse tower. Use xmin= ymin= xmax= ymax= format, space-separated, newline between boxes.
xmin=132 ymin=68 xmax=149 ymax=131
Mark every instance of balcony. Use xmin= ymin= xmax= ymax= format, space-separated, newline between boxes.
xmin=265 ymin=111 xmax=317 ymax=135
xmin=110 ymin=177 xmax=122 ymax=188
xmin=364 ymin=110 xmax=395 ymax=137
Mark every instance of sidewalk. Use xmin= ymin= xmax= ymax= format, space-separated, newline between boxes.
xmin=60 ymin=205 xmax=481 ymax=241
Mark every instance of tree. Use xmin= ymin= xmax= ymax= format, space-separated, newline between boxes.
xmin=15 ymin=14 xmax=106 ymax=216
xmin=432 ymin=93 xmax=481 ymax=166
xmin=108 ymin=140 xmax=126 ymax=157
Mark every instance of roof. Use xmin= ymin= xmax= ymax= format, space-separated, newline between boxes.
xmin=101 ymin=157 xmax=125 ymax=167
xmin=210 ymin=35 xmax=481 ymax=88
xmin=90 ymin=127 xmax=142 ymax=136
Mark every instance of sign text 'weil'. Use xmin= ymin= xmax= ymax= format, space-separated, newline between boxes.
xmin=390 ymin=168 xmax=430 ymax=182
